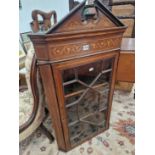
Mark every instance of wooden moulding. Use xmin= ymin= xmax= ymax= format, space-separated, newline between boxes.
xmin=31 ymin=33 xmax=124 ymax=63
xmin=47 ymin=35 xmax=122 ymax=61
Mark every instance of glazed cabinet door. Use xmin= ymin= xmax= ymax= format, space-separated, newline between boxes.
xmin=52 ymin=52 xmax=119 ymax=150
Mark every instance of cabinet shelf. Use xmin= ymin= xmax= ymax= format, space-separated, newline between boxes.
xmin=64 ymin=82 xmax=109 ymax=107
xmin=66 ymin=89 xmax=109 ymax=108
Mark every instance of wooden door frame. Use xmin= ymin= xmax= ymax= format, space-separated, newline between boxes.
xmin=52 ymin=51 xmax=119 ymax=150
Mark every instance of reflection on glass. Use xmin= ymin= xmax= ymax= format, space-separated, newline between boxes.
xmin=64 ymin=82 xmax=87 ymax=95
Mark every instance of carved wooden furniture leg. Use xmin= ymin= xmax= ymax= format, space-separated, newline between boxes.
xmin=41 ymin=107 xmax=55 ymax=142
xmin=39 ymin=123 xmax=55 ymax=143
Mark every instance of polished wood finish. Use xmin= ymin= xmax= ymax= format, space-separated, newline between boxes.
xmin=29 ymin=0 xmax=126 ymax=151
xmin=117 ymin=51 xmax=135 ymax=82
xmin=39 ymin=65 xmax=66 ymax=150
xmin=116 ymin=38 xmax=135 ymax=82
xmin=30 ymin=10 xmax=57 ymax=33
xmin=19 ymin=56 xmax=55 ymax=142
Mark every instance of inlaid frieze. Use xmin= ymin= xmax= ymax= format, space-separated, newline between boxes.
xmin=49 ymin=37 xmax=122 ymax=60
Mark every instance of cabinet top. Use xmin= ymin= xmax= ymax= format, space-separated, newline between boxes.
xmin=29 ymin=0 xmax=126 ymax=41
xmin=29 ymin=0 xmax=126 ymax=63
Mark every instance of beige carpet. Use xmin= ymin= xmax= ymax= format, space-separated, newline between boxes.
xmin=19 ymin=90 xmax=135 ymax=155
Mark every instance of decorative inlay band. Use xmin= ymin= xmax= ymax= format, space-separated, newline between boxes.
xmin=49 ymin=37 xmax=122 ymax=59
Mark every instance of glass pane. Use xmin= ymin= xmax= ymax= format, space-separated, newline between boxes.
xmin=64 ymin=81 xmax=87 ymax=95
xmin=65 ymin=93 xmax=82 ymax=105
xmin=61 ymin=57 xmax=115 ymax=147
xmin=67 ymin=105 xmax=78 ymax=123
xmin=69 ymin=111 xmax=106 ymax=146
xmin=62 ymin=69 xmax=75 ymax=83
xmin=93 ymin=72 xmax=111 ymax=89
xmin=102 ymin=57 xmax=114 ymax=70
xmin=78 ymin=89 xmax=100 ymax=118
xmin=80 ymin=111 xmax=106 ymax=128
xmin=67 ymin=89 xmax=100 ymax=124
xmin=93 ymin=71 xmax=111 ymax=94
xmin=77 ymin=61 xmax=102 ymax=85
xmin=99 ymin=91 xmax=109 ymax=110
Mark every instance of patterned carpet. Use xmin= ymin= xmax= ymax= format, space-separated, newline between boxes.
xmin=19 ymin=90 xmax=135 ymax=155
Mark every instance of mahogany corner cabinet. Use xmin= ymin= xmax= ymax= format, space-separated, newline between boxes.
xmin=29 ymin=0 xmax=126 ymax=151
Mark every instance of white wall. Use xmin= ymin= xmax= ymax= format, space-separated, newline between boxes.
xmin=19 ymin=0 xmax=69 ymax=33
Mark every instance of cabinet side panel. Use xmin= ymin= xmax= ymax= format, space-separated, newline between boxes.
xmin=106 ymin=52 xmax=119 ymax=127
xmin=39 ymin=65 xmax=66 ymax=150
xmin=52 ymin=68 xmax=72 ymax=150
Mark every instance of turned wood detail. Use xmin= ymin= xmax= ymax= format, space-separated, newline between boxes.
xmin=49 ymin=37 xmax=122 ymax=58
xmin=30 ymin=10 xmax=57 ymax=33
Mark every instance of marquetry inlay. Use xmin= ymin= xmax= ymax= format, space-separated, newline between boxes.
xmin=55 ymin=10 xmax=116 ymax=33
xmin=49 ymin=37 xmax=122 ymax=59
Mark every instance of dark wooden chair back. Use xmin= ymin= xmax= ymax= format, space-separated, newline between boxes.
xmin=19 ymin=55 xmax=39 ymax=133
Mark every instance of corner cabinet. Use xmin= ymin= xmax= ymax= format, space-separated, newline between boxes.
xmin=29 ymin=0 xmax=126 ymax=151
